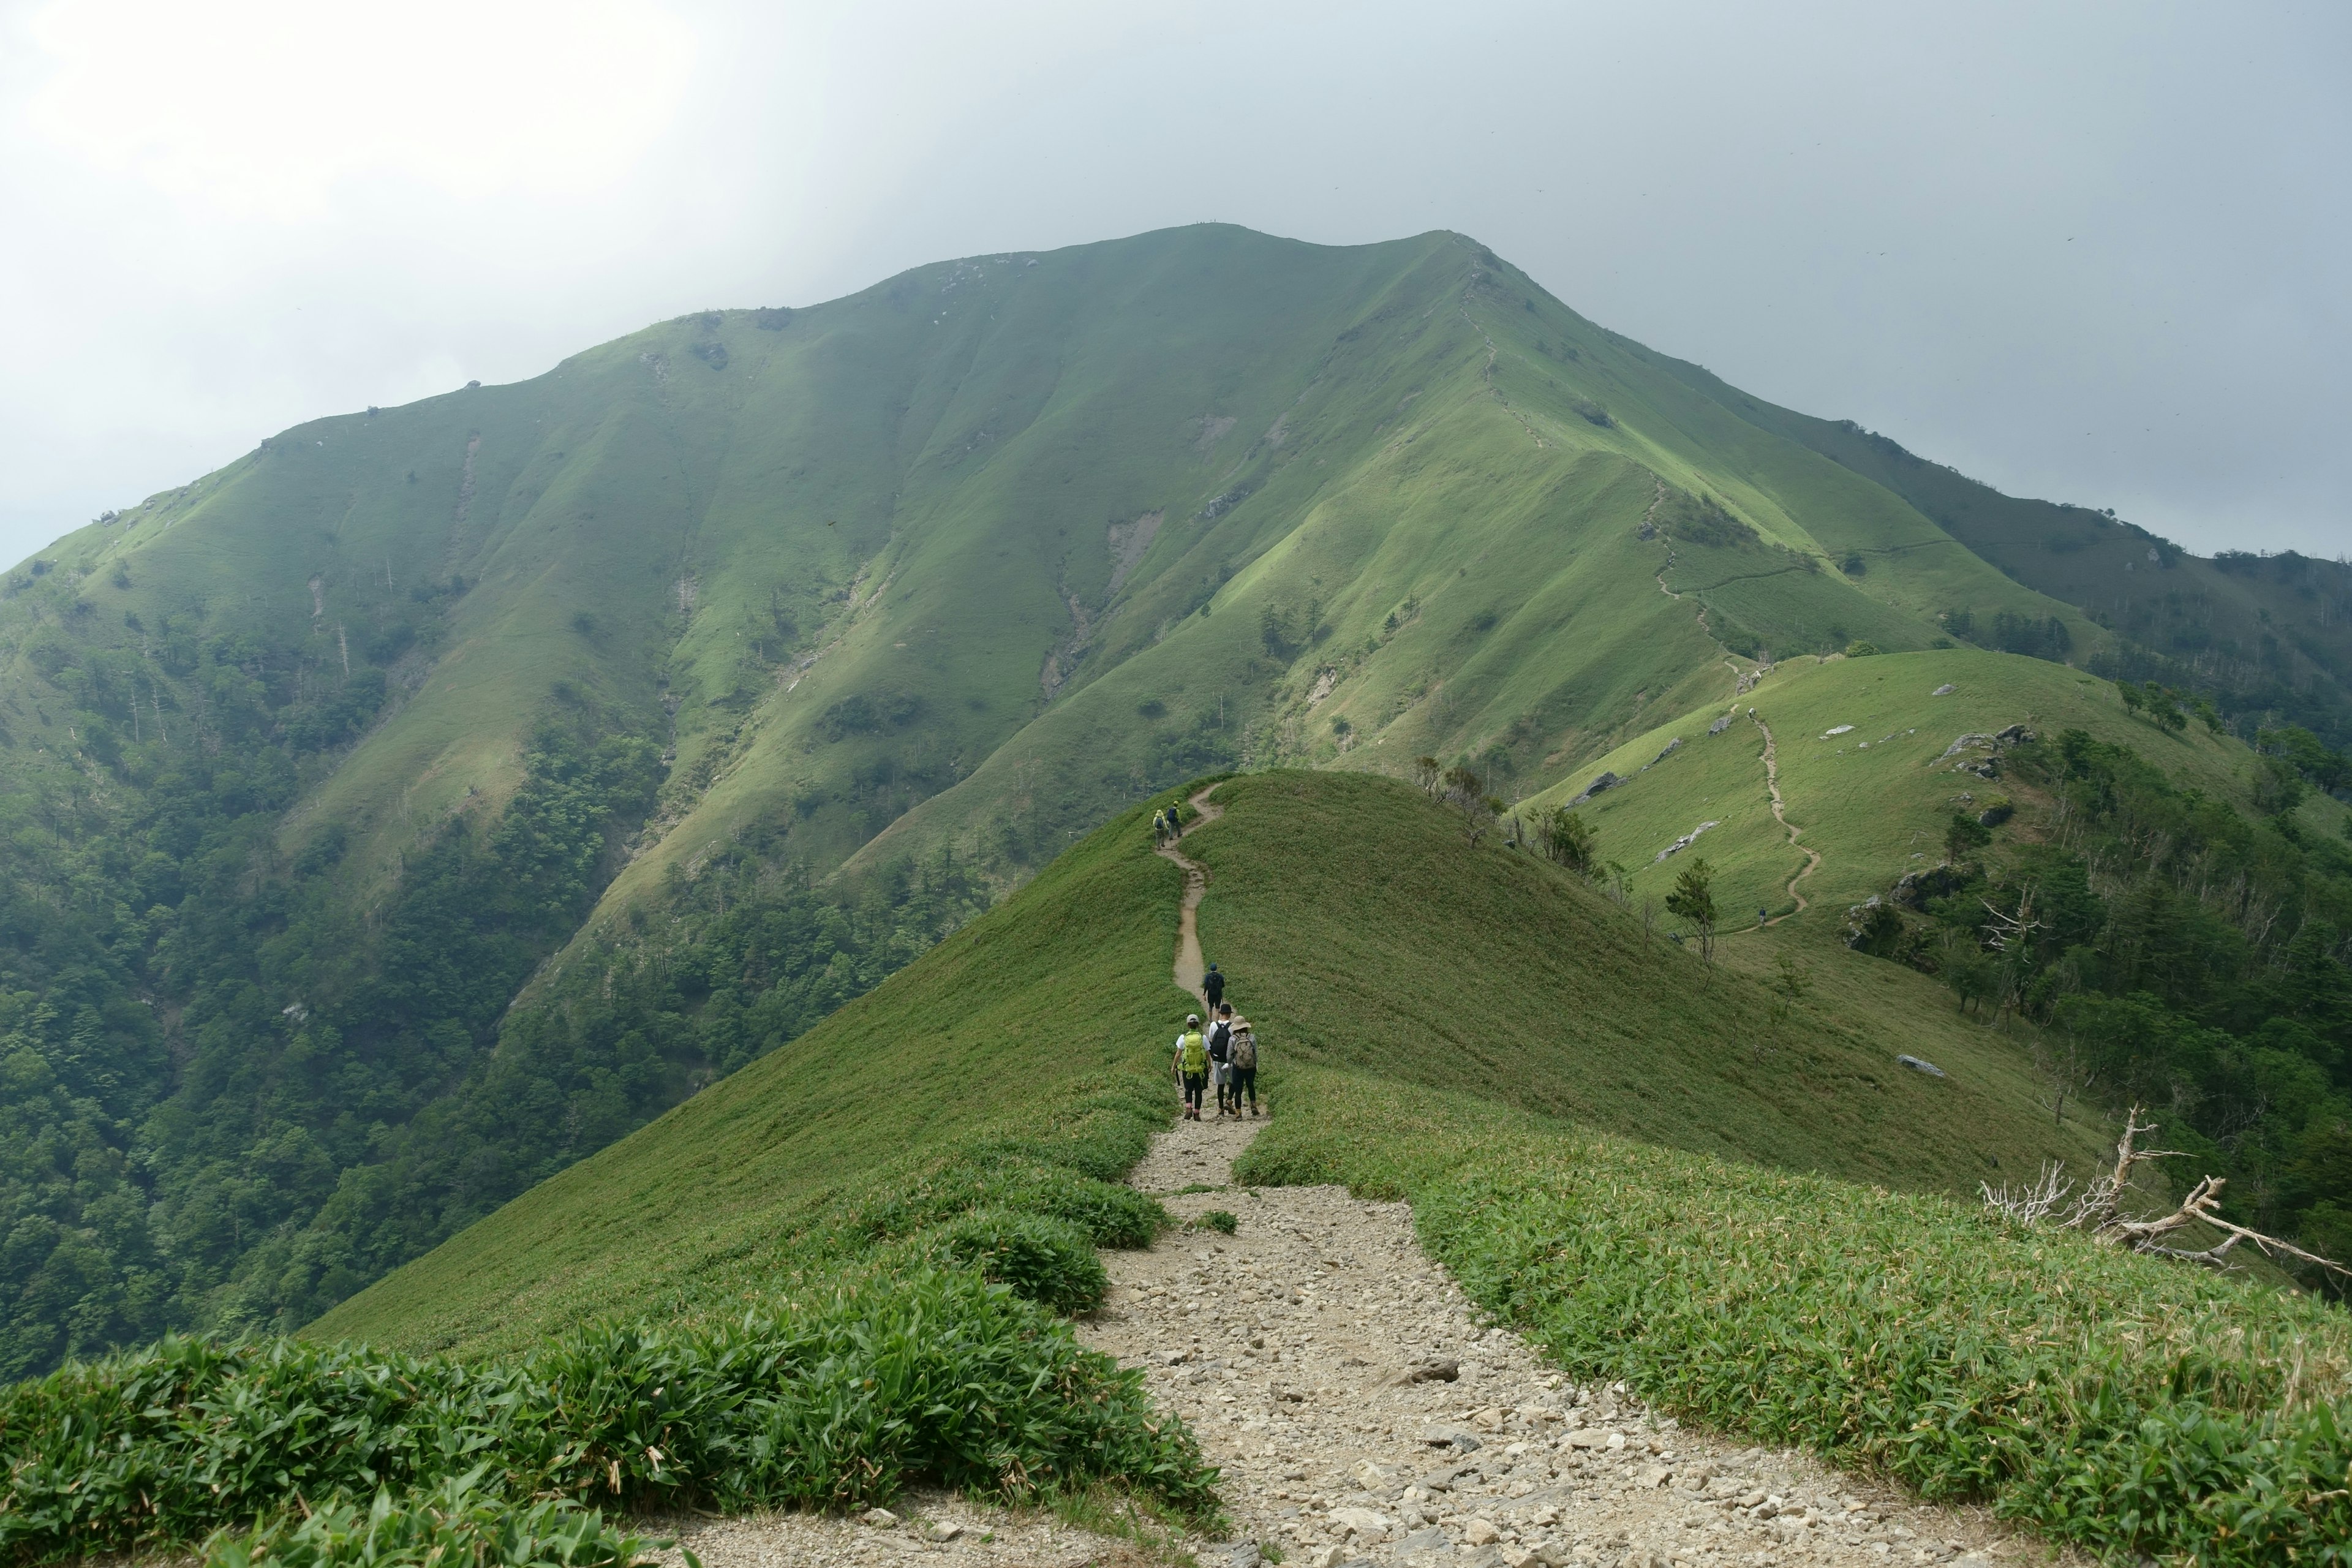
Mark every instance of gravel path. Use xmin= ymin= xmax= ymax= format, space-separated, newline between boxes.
xmin=1088 ymin=1116 xmax=2059 ymax=1568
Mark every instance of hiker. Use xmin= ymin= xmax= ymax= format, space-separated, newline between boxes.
xmin=1174 ymin=1014 xmax=1209 ymax=1120
xmin=1207 ymin=1005 xmax=1235 ymax=1115
xmin=1202 ymin=962 xmax=1225 ymax=1012
xmin=1166 ymin=801 xmax=1184 ymax=840
xmin=1227 ymin=1009 xmax=1260 ymax=1117
xmin=1150 ymin=809 xmax=1169 ymax=847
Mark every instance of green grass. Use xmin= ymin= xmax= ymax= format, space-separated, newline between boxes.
xmin=1235 ymin=1068 xmax=2352 ymax=1565
xmin=1188 ymin=769 xmax=2111 ymax=1193
xmin=1 ymin=1269 xmax=1213 ymax=1565
xmin=312 ymin=796 xmax=1193 ymax=1354
xmin=312 ymin=767 xmax=2352 ymax=1562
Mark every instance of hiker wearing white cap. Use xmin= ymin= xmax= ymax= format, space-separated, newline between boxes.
xmin=1173 ymin=1015 xmax=1209 ymax=1120
xmin=1226 ymin=1011 xmax=1259 ymax=1116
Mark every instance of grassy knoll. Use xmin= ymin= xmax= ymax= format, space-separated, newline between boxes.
xmin=1236 ymin=1068 xmax=2352 ymax=1564
xmin=1517 ymin=646 xmax=2312 ymax=925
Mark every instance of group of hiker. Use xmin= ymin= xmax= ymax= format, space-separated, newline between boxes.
xmin=1154 ymin=798 xmax=1264 ymax=1121
xmin=1173 ymin=965 xmax=1259 ymax=1120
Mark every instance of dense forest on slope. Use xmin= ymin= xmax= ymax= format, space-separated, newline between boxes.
xmin=1852 ymin=709 xmax=2352 ymax=1278
xmin=2 ymin=224 xmax=2347 ymax=1375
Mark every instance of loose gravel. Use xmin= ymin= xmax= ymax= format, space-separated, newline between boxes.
xmin=1080 ymin=1111 xmax=2070 ymax=1568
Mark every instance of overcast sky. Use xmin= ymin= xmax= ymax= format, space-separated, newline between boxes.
xmin=2 ymin=0 xmax=2345 ymax=565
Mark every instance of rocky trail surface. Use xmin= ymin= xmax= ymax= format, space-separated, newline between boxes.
xmin=1086 ymin=1116 xmax=2049 ymax=1568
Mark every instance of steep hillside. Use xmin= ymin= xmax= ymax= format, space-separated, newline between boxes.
xmin=0 ymin=222 xmax=2313 ymax=1373
xmin=318 ymin=771 xmax=2113 ymax=1355
xmin=1633 ymin=349 xmax=2352 ymax=747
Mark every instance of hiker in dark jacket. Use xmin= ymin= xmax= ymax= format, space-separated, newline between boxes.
xmin=1226 ymin=1011 xmax=1260 ymax=1117
xmin=1202 ymin=962 xmax=1225 ymax=1012
xmin=1207 ymin=1006 xmax=1235 ymax=1115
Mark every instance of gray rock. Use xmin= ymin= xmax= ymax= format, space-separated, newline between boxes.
xmin=1397 ymin=1526 xmax=1455 ymax=1556
xmin=1569 ymin=771 xmax=1622 ymax=806
xmin=1932 ymin=683 xmax=1957 ymax=696
xmin=1708 ymin=713 xmax=1734 ymax=734
xmin=1200 ymin=1545 xmax=1261 ymax=1568
xmin=1897 ymin=1054 xmax=1948 ymax=1078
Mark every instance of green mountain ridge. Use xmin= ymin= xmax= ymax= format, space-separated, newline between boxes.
xmin=2 ymin=222 xmax=2346 ymax=1376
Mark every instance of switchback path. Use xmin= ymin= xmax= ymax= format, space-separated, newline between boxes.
xmin=1158 ymin=783 xmax=1226 ymax=1003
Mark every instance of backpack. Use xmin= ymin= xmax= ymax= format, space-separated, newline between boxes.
xmin=1179 ymin=1030 xmax=1207 ymax=1074
xmin=1207 ymin=1021 xmax=1232 ymax=1063
xmin=1230 ymin=1025 xmax=1257 ymax=1071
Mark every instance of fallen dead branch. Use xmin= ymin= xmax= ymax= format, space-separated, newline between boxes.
xmin=1983 ymin=1107 xmax=2352 ymax=1280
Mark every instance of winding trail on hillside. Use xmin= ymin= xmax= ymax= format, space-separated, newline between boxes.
xmin=1750 ymin=714 xmax=1823 ymax=929
xmin=655 ymin=784 xmax=2034 ymax=1568
xmin=1158 ymin=783 xmax=1226 ymax=1002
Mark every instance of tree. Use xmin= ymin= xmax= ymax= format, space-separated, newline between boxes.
xmin=1438 ymin=765 xmax=1493 ymax=846
xmin=1539 ymin=807 xmax=1598 ymax=877
xmin=1664 ymin=858 xmax=1719 ymax=960
xmin=1943 ymin=810 xmax=1992 ymax=865
xmin=1412 ymin=755 xmax=1441 ymax=793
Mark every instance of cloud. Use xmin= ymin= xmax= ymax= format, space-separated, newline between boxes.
xmin=22 ymin=0 xmax=694 ymax=217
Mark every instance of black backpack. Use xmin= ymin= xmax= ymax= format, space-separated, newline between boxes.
xmin=1207 ymin=1020 xmax=1232 ymax=1063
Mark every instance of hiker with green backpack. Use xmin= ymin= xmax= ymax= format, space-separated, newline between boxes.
xmin=1173 ymin=1014 xmax=1210 ymax=1120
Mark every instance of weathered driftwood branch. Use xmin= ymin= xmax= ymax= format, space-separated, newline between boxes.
xmin=1981 ymin=1107 xmax=2352 ymax=1280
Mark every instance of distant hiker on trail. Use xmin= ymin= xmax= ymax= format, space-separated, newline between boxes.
xmin=1207 ymin=1006 xmax=1235 ymax=1115
xmin=1151 ymin=809 xmax=1169 ymax=847
xmin=1226 ymin=1010 xmax=1260 ymax=1117
xmin=1174 ymin=1014 xmax=1209 ymax=1120
xmin=1202 ymin=962 xmax=1225 ymax=1012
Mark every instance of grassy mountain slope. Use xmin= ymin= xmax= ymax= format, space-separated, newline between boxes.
xmin=311 ymin=790 xmax=1186 ymax=1359
xmin=0 ymin=222 xmax=2254 ymax=1365
xmin=320 ymin=771 xmax=2110 ymax=1355
xmin=1517 ymin=645 xmax=2324 ymax=926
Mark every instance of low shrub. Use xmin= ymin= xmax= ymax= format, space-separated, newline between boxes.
xmin=203 ymin=1471 xmax=653 ymax=1568
xmin=0 ymin=1268 xmax=1214 ymax=1565
xmin=934 ymin=1210 xmax=1109 ymax=1313
xmin=1197 ymin=1210 xmax=1238 ymax=1235
xmin=1240 ymin=1065 xmax=2352 ymax=1566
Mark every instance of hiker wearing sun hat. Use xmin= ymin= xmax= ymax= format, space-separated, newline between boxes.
xmin=1173 ymin=1014 xmax=1210 ymax=1120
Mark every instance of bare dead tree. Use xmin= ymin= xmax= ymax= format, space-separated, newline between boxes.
xmin=1981 ymin=1161 xmax=2075 ymax=1227
xmin=1980 ymin=884 xmax=2042 ymax=1025
xmin=1982 ymin=1107 xmax=2352 ymax=1281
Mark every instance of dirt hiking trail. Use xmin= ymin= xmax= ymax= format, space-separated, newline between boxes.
xmin=1159 ymin=783 xmax=1226 ymax=1001
xmin=1747 ymin=714 xmax=1821 ymax=930
xmin=658 ymin=782 xmax=2049 ymax=1568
